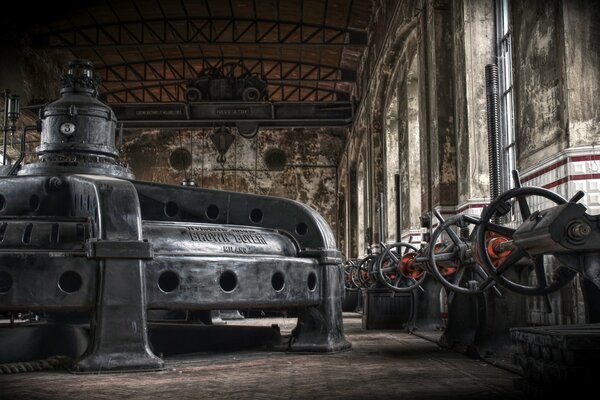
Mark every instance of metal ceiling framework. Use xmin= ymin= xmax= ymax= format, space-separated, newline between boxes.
xmin=33 ymin=0 xmax=370 ymax=103
xmin=96 ymin=57 xmax=356 ymax=83
xmin=34 ymin=17 xmax=368 ymax=48
xmin=31 ymin=0 xmax=370 ymax=105
xmin=105 ymin=82 xmax=348 ymax=103
xmin=94 ymin=56 xmax=356 ymax=102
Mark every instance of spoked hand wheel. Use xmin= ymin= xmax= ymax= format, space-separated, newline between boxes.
xmin=344 ymin=261 xmax=358 ymax=289
xmin=427 ymin=212 xmax=501 ymax=295
xmin=377 ymin=242 xmax=427 ymax=292
xmin=356 ymin=255 xmax=377 ymax=288
xmin=475 ymin=172 xmax=577 ymax=296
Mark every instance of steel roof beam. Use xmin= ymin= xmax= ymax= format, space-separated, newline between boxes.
xmin=33 ymin=17 xmax=368 ymax=49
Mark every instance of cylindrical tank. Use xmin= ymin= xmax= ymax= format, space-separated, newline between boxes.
xmin=19 ymin=59 xmax=132 ymax=179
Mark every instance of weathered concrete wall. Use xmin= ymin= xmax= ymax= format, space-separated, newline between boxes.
xmin=0 ymin=37 xmax=65 ymax=164
xmin=563 ymin=0 xmax=600 ymax=147
xmin=0 ymin=35 xmax=65 ymax=106
xmin=513 ymin=0 xmax=567 ymax=169
xmin=122 ymin=128 xmax=345 ymax=239
xmin=344 ymin=0 xmax=422 ymax=252
xmin=513 ymin=0 xmax=600 ymax=170
xmin=453 ymin=0 xmax=495 ymax=206
xmin=341 ymin=0 xmax=499 ymax=254
xmin=416 ymin=0 xmax=457 ymax=213
xmin=430 ymin=0 xmax=457 ymax=208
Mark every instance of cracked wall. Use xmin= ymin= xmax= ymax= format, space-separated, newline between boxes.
xmin=122 ymin=128 xmax=346 ymax=238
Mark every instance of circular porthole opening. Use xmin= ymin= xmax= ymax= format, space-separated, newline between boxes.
xmin=296 ymin=222 xmax=308 ymax=236
xmin=264 ymin=148 xmax=287 ymax=171
xmin=169 ymin=148 xmax=192 ymax=171
xmin=271 ymin=271 xmax=285 ymax=292
xmin=219 ymin=270 xmax=238 ymax=292
xmin=307 ymin=272 xmax=318 ymax=292
xmin=164 ymin=201 xmax=179 ymax=217
xmin=250 ymin=208 xmax=263 ymax=223
xmin=158 ymin=271 xmax=180 ymax=293
xmin=206 ymin=204 xmax=219 ymax=220
xmin=58 ymin=271 xmax=82 ymax=293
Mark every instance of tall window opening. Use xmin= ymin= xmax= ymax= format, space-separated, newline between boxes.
xmin=406 ymin=55 xmax=421 ymax=237
xmin=357 ymin=157 xmax=366 ymax=256
xmin=384 ymin=90 xmax=400 ymax=243
xmin=496 ymin=0 xmax=516 ymax=191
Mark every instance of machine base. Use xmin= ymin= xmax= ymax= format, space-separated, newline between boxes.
xmin=360 ymin=288 xmax=414 ymax=330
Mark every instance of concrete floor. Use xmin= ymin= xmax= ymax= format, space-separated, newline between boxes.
xmin=0 ymin=313 xmax=524 ymax=399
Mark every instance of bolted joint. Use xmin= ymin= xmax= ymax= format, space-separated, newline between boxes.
xmin=567 ymin=220 xmax=591 ymax=241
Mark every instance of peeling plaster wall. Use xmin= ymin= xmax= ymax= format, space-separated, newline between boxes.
xmin=431 ymin=0 xmax=457 ymax=207
xmin=453 ymin=0 xmax=495 ymax=206
xmin=342 ymin=0 xmax=496 ymax=253
xmin=344 ymin=0 xmax=423 ymax=252
xmin=563 ymin=0 xmax=600 ymax=148
xmin=0 ymin=35 xmax=65 ymax=106
xmin=122 ymin=128 xmax=345 ymax=238
xmin=513 ymin=0 xmax=600 ymax=170
xmin=513 ymin=0 xmax=567 ymax=169
xmin=0 ymin=38 xmax=65 ymax=164
xmin=416 ymin=0 xmax=458 ymax=212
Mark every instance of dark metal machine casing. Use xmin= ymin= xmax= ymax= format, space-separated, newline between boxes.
xmin=0 ymin=60 xmax=350 ymax=372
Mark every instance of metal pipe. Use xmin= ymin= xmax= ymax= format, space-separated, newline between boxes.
xmin=379 ymin=192 xmax=385 ymax=243
xmin=485 ymin=64 xmax=502 ymax=203
xmin=7 ymin=94 xmax=20 ymax=147
xmin=394 ymin=174 xmax=401 ymax=242
xmin=7 ymin=125 xmax=37 ymax=176
xmin=2 ymin=90 xmax=8 ymax=165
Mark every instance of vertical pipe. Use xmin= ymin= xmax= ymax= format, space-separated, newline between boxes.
xmin=379 ymin=191 xmax=385 ymax=244
xmin=394 ymin=174 xmax=401 ymax=242
xmin=485 ymin=64 xmax=502 ymax=202
xmin=2 ymin=89 xmax=8 ymax=165
xmin=335 ymin=168 xmax=340 ymax=252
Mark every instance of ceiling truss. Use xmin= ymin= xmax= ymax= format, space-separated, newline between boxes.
xmin=34 ymin=17 xmax=368 ymax=49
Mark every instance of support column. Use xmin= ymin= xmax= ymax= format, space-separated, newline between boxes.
xmin=71 ymin=176 xmax=163 ymax=373
xmin=290 ymin=264 xmax=351 ymax=352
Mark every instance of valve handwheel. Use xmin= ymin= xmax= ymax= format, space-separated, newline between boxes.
xmin=427 ymin=212 xmax=501 ymax=295
xmin=475 ymin=178 xmax=577 ymax=296
xmin=344 ymin=261 xmax=357 ymax=289
xmin=377 ymin=242 xmax=427 ymax=292
xmin=356 ymin=254 xmax=377 ymax=288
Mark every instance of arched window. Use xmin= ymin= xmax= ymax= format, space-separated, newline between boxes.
xmin=357 ymin=156 xmax=366 ymax=256
xmin=384 ymin=90 xmax=399 ymax=242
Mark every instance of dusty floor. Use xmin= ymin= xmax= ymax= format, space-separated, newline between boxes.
xmin=0 ymin=313 xmax=524 ymax=399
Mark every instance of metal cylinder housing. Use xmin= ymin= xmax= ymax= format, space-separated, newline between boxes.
xmin=19 ymin=59 xmax=132 ymax=179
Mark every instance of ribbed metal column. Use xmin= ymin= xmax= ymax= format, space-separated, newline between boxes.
xmin=485 ymin=64 xmax=502 ymax=202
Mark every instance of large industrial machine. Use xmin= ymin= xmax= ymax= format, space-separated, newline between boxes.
xmin=0 ymin=59 xmax=350 ymax=373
